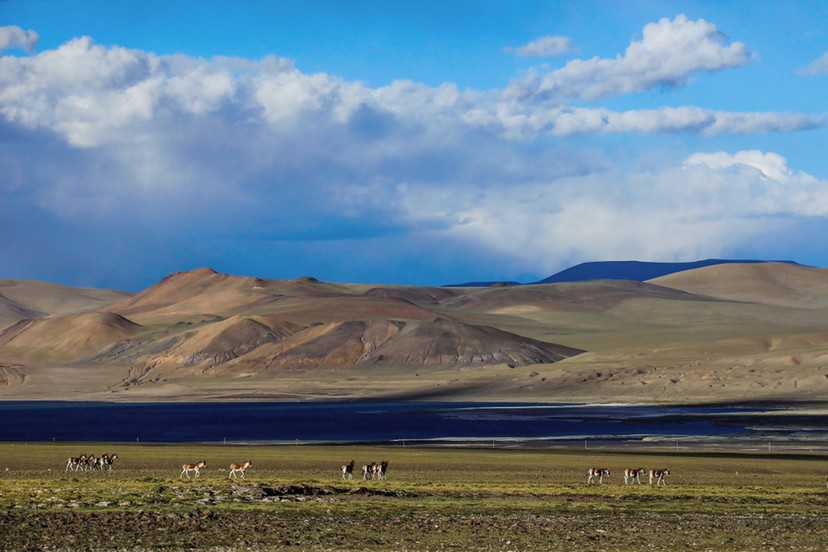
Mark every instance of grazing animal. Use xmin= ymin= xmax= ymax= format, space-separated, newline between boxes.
xmin=341 ymin=459 xmax=355 ymax=480
xmin=229 ymin=460 xmax=252 ymax=479
xmin=624 ymin=468 xmax=646 ymax=485
xmin=587 ymin=468 xmax=610 ymax=484
xmin=96 ymin=453 xmax=118 ymax=471
xmin=180 ymin=460 xmax=207 ymax=479
xmin=377 ymin=460 xmax=388 ymax=481
xmin=362 ymin=462 xmax=376 ymax=480
xmin=649 ymin=469 xmax=670 ymax=486
xmin=83 ymin=454 xmax=97 ymax=471
xmin=65 ymin=454 xmax=87 ymax=472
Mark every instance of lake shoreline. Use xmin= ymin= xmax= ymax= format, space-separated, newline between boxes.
xmin=2 ymin=400 xmax=826 ymax=446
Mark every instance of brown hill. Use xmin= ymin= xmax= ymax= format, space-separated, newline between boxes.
xmin=649 ymin=262 xmax=828 ymax=308
xmin=0 ymin=311 xmax=142 ymax=362
xmin=124 ymin=315 xmax=305 ymax=379
xmin=0 ymin=278 xmax=131 ymax=327
xmin=110 ymin=268 xmax=260 ymax=321
xmin=239 ymin=317 xmax=583 ymax=371
xmin=0 ymin=264 xmax=827 ymax=404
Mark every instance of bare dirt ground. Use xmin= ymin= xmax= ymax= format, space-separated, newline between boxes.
xmin=2 ymin=502 xmax=825 ymax=551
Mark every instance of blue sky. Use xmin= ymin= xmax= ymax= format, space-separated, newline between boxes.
xmin=1 ymin=1 xmax=828 ymax=291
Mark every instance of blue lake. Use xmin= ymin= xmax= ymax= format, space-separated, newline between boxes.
xmin=1 ymin=401 xmax=820 ymax=443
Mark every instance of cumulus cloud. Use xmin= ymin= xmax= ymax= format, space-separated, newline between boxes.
xmin=505 ymin=36 xmax=577 ymax=58
xmin=0 ymin=25 xmax=39 ymax=54
xmin=0 ymin=27 xmax=818 ymax=152
xmin=427 ymin=150 xmax=828 ymax=274
xmin=505 ymin=14 xmax=751 ymax=102
xmin=0 ymin=20 xmax=826 ymax=288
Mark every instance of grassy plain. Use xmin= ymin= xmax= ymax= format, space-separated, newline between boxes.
xmin=0 ymin=442 xmax=826 ymax=551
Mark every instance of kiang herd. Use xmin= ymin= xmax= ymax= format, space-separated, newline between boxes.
xmin=64 ymin=453 xmax=118 ymax=472
xmin=588 ymin=467 xmax=671 ymax=485
xmin=340 ymin=459 xmax=388 ymax=481
xmin=62 ymin=455 xmax=390 ymax=481
xmin=63 ymin=454 xmax=672 ymax=486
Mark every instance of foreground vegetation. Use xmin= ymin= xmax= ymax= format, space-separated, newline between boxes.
xmin=0 ymin=442 xmax=826 ymax=551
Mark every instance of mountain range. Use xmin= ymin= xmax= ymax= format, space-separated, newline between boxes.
xmin=1 ymin=261 xmax=827 ymax=404
xmin=450 ymin=259 xmax=799 ymax=286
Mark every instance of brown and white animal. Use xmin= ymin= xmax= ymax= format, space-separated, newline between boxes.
xmin=97 ymin=453 xmax=119 ymax=471
xmin=180 ymin=460 xmax=207 ymax=479
xmin=93 ymin=454 xmax=106 ymax=471
xmin=362 ymin=462 xmax=376 ymax=480
xmin=624 ymin=468 xmax=646 ymax=485
xmin=229 ymin=460 xmax=252 ymax=479
xmin=341 ymin=459 xmax=355 ymax=480
xmin=377 ymin=460 xmax=388 ymax=480
xmin=587 ymin=468 xmax=610 ymax=484
xmin=649 ymin=469 xmax=670 ymax=485
xmin=82 ymin=454 xmax=97 ymax=471
xmin=65 ymin=454 xmax=87 ymax=472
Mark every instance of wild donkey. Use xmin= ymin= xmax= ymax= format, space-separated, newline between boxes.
xmin=341 ymin=459 xmax=355 ymax=480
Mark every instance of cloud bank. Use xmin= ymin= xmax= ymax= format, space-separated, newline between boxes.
xmin=0 ymin=25 xmax=39 ymax=54
xmin=0 ymin=16 xmax=826 ymax=288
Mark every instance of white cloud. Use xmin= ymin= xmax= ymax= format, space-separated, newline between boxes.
xmin=421 ymin=150 xmax=828 ymax=274
xmin=801 ymin=51 xmax=828 ymax=75
xmin=0 ymin=26 xmax=39 ymax=55
xmin=682 ymin=151 xmax=828 ymax=217
xmin=0 ymin=28 xmax=819 ymax=152
xmin=505 ymin=14 xmax=751 ymax=102
xmin=1 ymin=25 xmax=827 ymax=286
xmin=505 ymin=36 xmax=576 ymax=58
xmin=0 ymin=36 xmax=164 ymax=146
xmin=165 ymin=67 xmax=236 ymax=114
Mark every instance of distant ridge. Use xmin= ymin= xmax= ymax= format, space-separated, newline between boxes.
xmin=536 ymin=259 xmax=800 ymax=284
xmin=444 ymin=280 xmax=521 ymax=288
xmin=447 ymin=259 xmax=801 ymax=287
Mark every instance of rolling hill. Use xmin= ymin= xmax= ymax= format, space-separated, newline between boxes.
xmin=0 ymin=262 xmax=826 ymax=404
